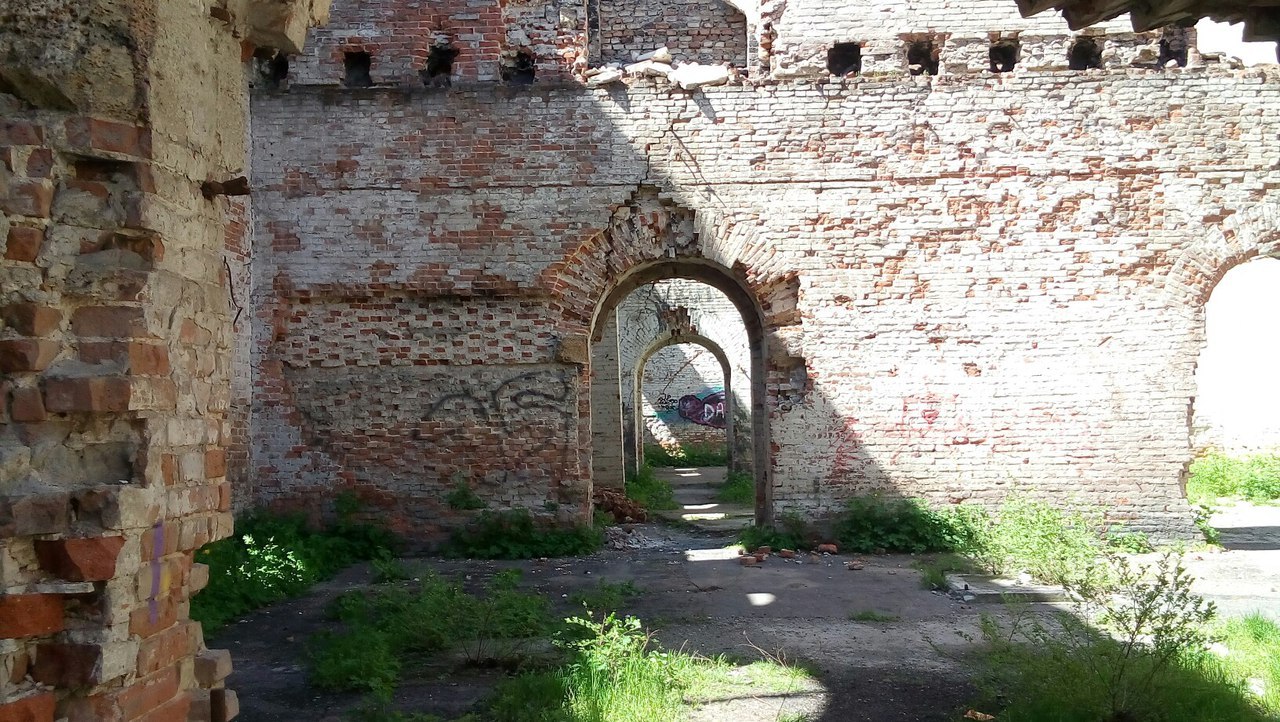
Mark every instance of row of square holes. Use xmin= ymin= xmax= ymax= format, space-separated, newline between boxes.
xmin=827 ymin=36 xmax=1187 ymax=76
xmin=261 ymin=35 xmax=1186 ymax=88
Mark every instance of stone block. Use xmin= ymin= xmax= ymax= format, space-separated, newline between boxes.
xmin=70 ymin=306 xmax=150 ymax=339
xmin=193 ymin=649 xmax=232 ymax=686
xmin=0 ymin=120 xmax=44 ymax=146
xmin=31 ymin=642 xmax=102 ymax=687
xmin=11 ymin=387 xmax=47 ymax=422
xmin=79 ymin=342 xmax=170 ymax=375
xmin=3 ymin=226 xmax=43 ymax=262
xmin=189 ymin=563 xmax=209 ymax=594
xmin=33 ymin=536 xmax=126 ymax=582
xmin=64 ymin=118 xmax=152 ymax=159
xmin=0 ymin=178 xmax=54 ymax=218
xmin=44 ymin=376 xmax=133 ymax=413
xmin=0 ymin=493 xmax=70 ymax=536
xmin=204 ymin=449 xmax=227 ymax=479
xmin=0 ymin=594 xmax=64 ymax=639
xmin=0 ymin=339 xmax=59 ymax=372
xmin=0 ymin=304 xmax=62 ymax=336
xmin=0 ymin=691 xmax=56 ymax=722
xmin=210 ymin=688 xmax=238 ymax=722
xmin=136 ymin=624 xmax=194 ymax=677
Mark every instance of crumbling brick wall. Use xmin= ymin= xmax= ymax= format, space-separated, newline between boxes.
xmin=0 ymin=0 xmax=326 ymax=719
xmin=595 ymin=0 xmax=750 ymax=66
xmin=251 ymin=63 xmax=1280 ymax=540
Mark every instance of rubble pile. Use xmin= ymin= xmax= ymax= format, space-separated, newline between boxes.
xmin=584 ymin=46 xmax=735 ymax=89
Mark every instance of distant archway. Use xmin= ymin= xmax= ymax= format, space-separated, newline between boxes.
xmin=632 ymin=332 xmax=736 ymax=473
xmin=591 ymin=258 xmax=772 ymax=524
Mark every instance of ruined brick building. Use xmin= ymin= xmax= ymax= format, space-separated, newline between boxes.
xmin=0 ymin=0 xmax=1278 ymax=717
xmin=243 ymin=0 xmax=1280 ymax=542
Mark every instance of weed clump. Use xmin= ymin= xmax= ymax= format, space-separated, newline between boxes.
xmin=716 ymin=469 xmax=754 ymax=505
xmin=625 ymin=465 xmax=677 ymax=511
xmin=643 ymin=442 xmax=728 ymax=467
xmin=1188 ymin=451 xmax=1280 ymax=503
xmin=445 ymin=509 xmax=603 ymax=559
xmin=191 ymin=494 xmax=399 ymax=631
xmin=974 ymin=553 xmax=1273 ymax=722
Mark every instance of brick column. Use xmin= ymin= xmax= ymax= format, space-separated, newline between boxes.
xmin=0 ymin=1 xmax=327 ymax=720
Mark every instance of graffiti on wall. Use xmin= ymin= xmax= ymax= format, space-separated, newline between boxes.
xmin=652 ymin=389 xmax=727 ymax=429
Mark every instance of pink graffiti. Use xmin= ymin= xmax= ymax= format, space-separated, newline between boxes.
xmin=678 ymin=391 xmax=727 ymax=429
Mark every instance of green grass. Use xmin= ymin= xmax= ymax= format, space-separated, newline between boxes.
xmin=191 ymin=499 xmax=399 ymax=632
xmin=313 ymin=570 xmax=553 ymax=695
xmin=911 ymin=553 xmax=976 ymax=590
xmin=1188 ymin=451 xmax=1280 ymax=503
xmin=568 ymin=580 xmax=642 ymax=614
xmin=444 ymin=509 xmax=603 ymax=559
xmin=625 ymin=465 xmax=677 ymax=511
xmin=474 ymin=613 xmax=820 ymax=722
xmin=848 ymin=610 xmax=900 ymax=623
xmin=643 ymin=443 xmax=728 ymax=468
xmin=716 ymin=469 xmax=754 ymax=505
xmin=1217 ymin=613 xmax=1280 ymax=714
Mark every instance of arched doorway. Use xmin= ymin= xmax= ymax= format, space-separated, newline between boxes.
xmin=590 ymin=259 xmax=772 ymax=525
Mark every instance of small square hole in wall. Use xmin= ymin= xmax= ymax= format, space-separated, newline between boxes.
xmin=989 ymin=39 xmax=1018 ymax=72
xmin=1068 ymin=36 xmax=1102 ymax=69
xmin=501 ymin=49 xmax=536 ymax=84
xmin=254 ymin=51 xmax=289 ymax=90
xmin=906 ymin=39 xmax=939 ymax=75
xmin=344 ymin=51 xmax=373 ymax=87
xmin=827 ymin=42 xmax=862 ymax=76
xmin=1158 ymin=27 xmax=1188 ymax=67
xmin=423 ymin=43 xmax=460 ymax=86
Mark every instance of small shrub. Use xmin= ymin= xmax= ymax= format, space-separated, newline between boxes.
xmin=625 ymin=465 xmax=677 ymax=511
xmin=848 ymin=610 xmax=899 ymax=622
xmin=568 ymin=580 xmax=642 ymax=613
xmin=834 ymin=495 xmax=956 ymax=554
xmin=445 ymin=509 xmax=603 ymax=559
xmin=976 ymin=497 xmax=1103 ymax=587
xmin=1188 ymin=451 xmax=1280 ymax=503
xmin=974 ymin=553 xmax=1268 ymax=722
xmin=738 ymin=524 xmax=806 ymax=552
xmin=1106 ymin=528 xmax=1154 ymax=554
xmin=192 ymin=506 xmax=398 ymax=631
xmin=716 ymin=470 xmax=754 ymax=505
xmin=445 ymin=479 xmax=488 ymax=510
xmin=309 ymin=628 xmax=401 ymax=696
xmin=643 ymin=443 xmax=728 ymax=467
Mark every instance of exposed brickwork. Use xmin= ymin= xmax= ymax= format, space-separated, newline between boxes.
xmin=596 ymin=0 xmax=749 ymax=66
xmin=251 ymin=28 xmax=1280 ymax=538
xmin=0 ymin=0 xmax=327 ymax=718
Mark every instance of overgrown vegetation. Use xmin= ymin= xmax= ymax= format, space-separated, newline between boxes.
xmin=973 ymin=553 xmax=1276 ymax=722
xmin=444 ymin=509 xmax=603 ymax=559
xmin=312 ymin=569 xmax=553 ymax=696
xmin=643 ymin=442 xmax=728 ymax=467
xmin=716 ymin=469 xmax=754 ymax=505
xmin=624 ymin=465 xmax=677 ymax=511
xmin=830 ymin=494 xmax=1108 ymax=587
xmin=1217 ymin=613 xmax=1280 ymax=714
xmin=568 ymin=580 xmax=642 ymax=613
xmin=1188 ymin=451 xmax=1280 ymax=503
xmin=481 ymin=613 xmax=817 ymax=722
xmin=848 ymin=610 xmax=899 ymax=623
xmin=738 ymin=511 xmax=811 ymax=552
xmin=445 ymin=479 xmax=487 ymax=510
xmin=191 ymin=494 xmax=399 ymax=631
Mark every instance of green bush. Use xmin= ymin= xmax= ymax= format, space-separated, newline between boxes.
xmin=975 ymin=497 xmax=1103 ymax=587
xmin=445 ymin=480 xmax=487 ymax=510
xmin=716 ymin=470 xmax=754 ymax=505
xmin=974 ymin=553 xmax=1270 ymax=722
xmin=738 ymin=511 xmax=812 ymax=551
xmin=312 ymin=570 xmax=554 ymax=695
xmin=1217 ymin=613 xmax=1280 ymax=714
xmin=834 ymin=495 xmax=960 ymax=554
xmin=643 ymin=443 xmax=728 ymax=467
xmin=624 ymin=465 xmax=677 ymax=511
xmin=445 ymin=509 xmax=603 ymax=559
xmin=191 ymin=505 xmax=398 ymax=631
xmin=1188 ymin=451 xmax=1280 ymax=502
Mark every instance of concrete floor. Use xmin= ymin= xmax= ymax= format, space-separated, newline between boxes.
xmin=215 ymin=481 xmax=1280 ymax=722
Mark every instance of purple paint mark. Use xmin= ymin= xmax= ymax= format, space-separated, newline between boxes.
xmin=149 ymin=522 xmax=164 ymax=623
